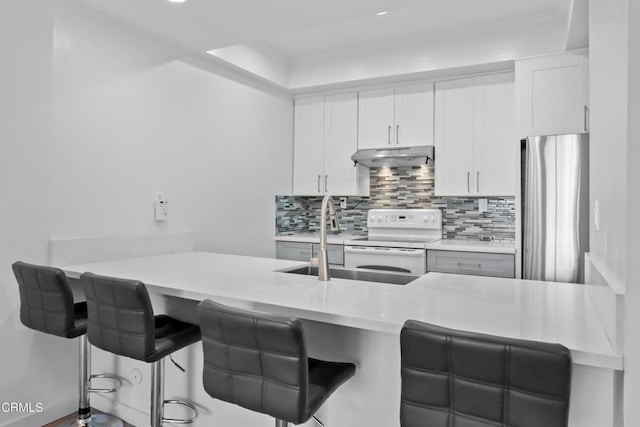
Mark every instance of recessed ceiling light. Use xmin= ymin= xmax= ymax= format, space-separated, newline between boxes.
xmin=376 ymin=11 xmax=388 ymax=16
xmin=167 ymin=0 xmax=187 ymax=3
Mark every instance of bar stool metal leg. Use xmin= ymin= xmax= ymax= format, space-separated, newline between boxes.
xmin=78 ymin=334 xmax=91 ymax=424
xmin=150 ymin=358 xmax=198 ymax=426
xmin=275 ymin=419 xmax=289 ymax=427
xmin=151 ymin=359 xmax=164 ymax=427
xmin=61 ymin=335 xmax=123 ymax=427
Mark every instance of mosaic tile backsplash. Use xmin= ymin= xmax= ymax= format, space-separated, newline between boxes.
xmin=276 ymin=166 xmax=516 ymax=242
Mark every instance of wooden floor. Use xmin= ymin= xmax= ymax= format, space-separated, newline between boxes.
xmin=43 ymin=409 xmax=134 ymax=427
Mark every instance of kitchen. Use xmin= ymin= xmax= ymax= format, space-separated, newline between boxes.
xmin=1 ymin=0 xmax=637 ymax=426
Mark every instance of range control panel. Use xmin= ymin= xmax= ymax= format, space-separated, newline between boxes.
xmin=367 ymin=209 xmax=442 ymax=230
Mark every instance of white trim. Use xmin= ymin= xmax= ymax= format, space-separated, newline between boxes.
xmin=48 ymin=231 xmax=195 ymax=267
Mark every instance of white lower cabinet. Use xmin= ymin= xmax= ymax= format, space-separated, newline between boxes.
xmin=427 ymin=250 xmax=515 ymax=278
xmin=434 ymin=72 xmax=516 ymax=196
xmin=276 ymin=241 xmax=344 ymax=266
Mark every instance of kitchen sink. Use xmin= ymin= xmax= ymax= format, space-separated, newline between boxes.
xmin=280 ymin=265 xmax=418 ymax=285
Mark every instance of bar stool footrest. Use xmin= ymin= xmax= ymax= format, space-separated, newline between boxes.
xmin=162 ymin=399 xmax=198 ymax=424
xmin=88 ymin=374 xmax=122 ymax=394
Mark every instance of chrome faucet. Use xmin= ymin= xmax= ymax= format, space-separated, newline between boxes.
xmin=311 ymin=195 xmax=340 ymax=281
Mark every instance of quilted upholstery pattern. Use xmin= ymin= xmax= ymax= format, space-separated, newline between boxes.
xmin=400 ymin=320 xmax=572 ymax=427
xmin=80 ymin=272 xmax=200 ymax=363
xmin=197 ymin=299 xmax=356 ymax=424
xmin=12 ymin=261 xmax=87 ymax=339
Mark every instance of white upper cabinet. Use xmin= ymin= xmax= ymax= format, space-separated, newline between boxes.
xmin=516 ymin=52 xmax=589 ymax=138
xmin=434 ymin=77 xmax=475 ymax=196
xmin=293 ymin=97 xmax=325 ymax=195
xmin=293 ymin=93 xmax=368 ymax=196
xmin=358 ymin=83 xmax=434 ymax=149
xmin=358 ymin=88 xmax=395 ymax=149
xmin=435 ymin=72 xmax=516 ymax=196
xmin=474 ymin=73 xmax=517 ymax=196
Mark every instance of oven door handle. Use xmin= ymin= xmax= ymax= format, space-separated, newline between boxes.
xmin=344 ymin=246 xmax=426 ymax=256
xmin=353 ymin=265 xmax=413 ymax=274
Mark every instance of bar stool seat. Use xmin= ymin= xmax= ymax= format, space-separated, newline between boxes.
xmin=400 ymin=320 xmax=573 ymax=427
xmin=80 ymin=272 xmax=201 ymax=427
xmin=196 ymin=299 xmax=356 ymax=426
xmin=12 ymin=261 xmax=122 ymax=427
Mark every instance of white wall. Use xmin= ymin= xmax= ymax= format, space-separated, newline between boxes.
xmin=625 ymin=1 xmax=640 ymax=425
xmin=49 ymin=0 xmax=293 ymax=258
xmin=0 ymin=0 xmax=293 ymax=424
xmin=588 ymin=0 xmax=629 ymax=290
xmin=0 ymin=1 xmax=81 ymax=425
xmin=588 ymin=0 xmax=640 ymax=425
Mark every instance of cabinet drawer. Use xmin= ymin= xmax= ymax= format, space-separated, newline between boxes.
xmin=427 ymin=250 xmax=515 ymax=278
xmin=276 ymin=241 xmax=344 ymax=266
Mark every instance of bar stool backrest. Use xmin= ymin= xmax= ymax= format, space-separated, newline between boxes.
xmin=400 ymin=320 xmax=572 ymax=427
xmin=81 ymin=272 xmax=156 ymax=361
xmin=197 ymin=299 xmax=309 ymax=423
xmin=12 ymin=261 xmax=79 ymax=338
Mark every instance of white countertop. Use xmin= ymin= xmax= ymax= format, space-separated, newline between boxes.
xmin=425 ymin=239 xmax=517 ymax=254
xmin=276 ymin=232 xmax=516 ymax=254
xmin=62 ymin=251 xmax=620 ymax=370
xmin=275 ymin=231 xmax=362 ymax=244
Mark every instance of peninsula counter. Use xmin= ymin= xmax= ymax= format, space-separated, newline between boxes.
xmin=62 ymin=251 xmax=622 ymax=427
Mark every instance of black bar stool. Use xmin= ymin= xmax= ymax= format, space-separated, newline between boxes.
xmin=80 ymin=272 xmax=201 ymax=427
xmin=400 ymin=320 xmax=573 ymax=427
xmin=196 ymin=299 xmax=356 ymax=427
xmin=12 ymin=261 xmax=123 ymax=427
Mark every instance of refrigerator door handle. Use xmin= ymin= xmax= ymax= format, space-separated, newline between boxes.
xmin=467 ymin=171 xmax=470 ymax=192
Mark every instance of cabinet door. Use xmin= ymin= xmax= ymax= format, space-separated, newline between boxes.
xmin=434 ymin=77 xmax=475 ymax=196
xmin=517 ymin=52 xmax=589 ymax=137
xmin=324 ymin=93 xmax=367 ymax=195
xmin=474 ymin=73 xmax=516 ymax=196
xmin=276 ymin=241 xmax=313 ymax=261
xmin=394 ymin=83 xmax=434 ymax=146
xmin=358 ymin=88 xmax=395 ymax=149
xmin=293 ymin=97 xmax=325 ymax=195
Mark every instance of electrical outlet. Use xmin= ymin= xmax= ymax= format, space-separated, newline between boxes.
xmin=132 ymin=368 xmax=142 ymax=384
xmin=478 ymin=198 xmax=488 ymax=214
xmin=339 ymin=197 xmax=348 ymax=209
xmin=154 ymin=191 xmax=168 ymax=221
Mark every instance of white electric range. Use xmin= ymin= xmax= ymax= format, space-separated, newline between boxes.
xmin=344 ymin=208 xmax=442 ymax=275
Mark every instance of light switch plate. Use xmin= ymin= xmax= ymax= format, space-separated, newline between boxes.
xmin=154 ymin=192 xmax=168 ymax=221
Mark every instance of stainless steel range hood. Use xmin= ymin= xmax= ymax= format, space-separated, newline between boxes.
xmin=351 ymin=146 xmax=434 ymax=168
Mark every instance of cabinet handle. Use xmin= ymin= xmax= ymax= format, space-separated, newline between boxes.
xmin=457 ymin=262 xmax=482 ymax=269
xmin=396 ymin=125 xmax=400 ymax=144
xmin=388 ymin=125 xmax=391 ymax=144
xmin=477 ymin=171 xmax=480 ymax=193
xmin=317 ymin=175 xmax=321 ymax=193
xmin=324 ymin=175 xmax=328 ymax=193
xmin=584 ymin=105 xmax=588 ymax=131
xmin=467 ymin=172 xmax=470 ymax=192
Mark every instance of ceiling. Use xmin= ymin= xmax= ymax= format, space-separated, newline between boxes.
xmin=73 ymin=0 xmax=576 ymax=61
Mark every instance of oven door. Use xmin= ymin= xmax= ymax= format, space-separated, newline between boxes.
xmin=344 ymin=246 xmax=427 ymax=275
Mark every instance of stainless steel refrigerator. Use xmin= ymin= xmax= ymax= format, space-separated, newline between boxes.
xmin=522 ymin=134 xmax=589 ymax=283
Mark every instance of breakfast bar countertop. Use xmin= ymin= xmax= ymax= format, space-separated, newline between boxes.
xmin=62 ymin=251 xmax=621 ymax=371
